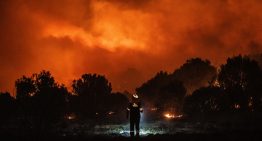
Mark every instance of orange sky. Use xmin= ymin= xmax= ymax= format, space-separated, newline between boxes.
xmin=1 ymin=0 xmax=262 ymax=95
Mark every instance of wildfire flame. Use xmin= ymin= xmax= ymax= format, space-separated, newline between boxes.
xmin=164 ymin=113 xmax=175 ymax=119
xmin=164 ymin=113 xmax=183 ymax=119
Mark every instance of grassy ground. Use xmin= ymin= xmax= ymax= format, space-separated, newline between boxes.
xmin=1 ymin=114 xmax=262 ymax=141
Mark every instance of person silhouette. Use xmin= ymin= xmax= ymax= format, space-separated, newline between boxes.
xmin=127 ymin=93 xmax=143 ymax=137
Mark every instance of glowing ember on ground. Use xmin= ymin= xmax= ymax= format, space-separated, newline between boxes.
xmin=65 ymin=114 xmax=76 ymax=120
xmin=67 ymin=116 xmax=74 ymax=120
xmin=164 ymin=113 xmax=183 ymax=119
xmin=164 ymin=113 xmax=175 ymax=119
xmin=234 ymin=104 xmax=241 ymax=109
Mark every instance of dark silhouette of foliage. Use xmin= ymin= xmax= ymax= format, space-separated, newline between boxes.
xmin=218 ymin=55 xmax=262 ymax=112
xmin=172 ymin=58 xmax=217 ymax=95
xmin=107 ymin=92 xmax=129 ymax=113
xmin=136 ymin=71 xmax=186 ymax=112
xmin=33 ymin=71 xmax=68 ymax=120
xmin=106 ymin=92 xmax=129 ymax=123
xmin=16 ymin=76 xmax=36 ymax=100
xmin=0 ymin=92 xmax=16 ymax=120
xmin=15 ymin=70 xmax=69 ymax=126
xmin=72 ymin=73 xmax=112 ymax=118
xmin=183 ymin=86 xmax=225 ymax=116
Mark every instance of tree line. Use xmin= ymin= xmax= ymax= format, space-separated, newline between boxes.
xmin=0 ymin=71 xmax=128 ymax=128
xmin=137 ymin=55 xmax=262 ymax=119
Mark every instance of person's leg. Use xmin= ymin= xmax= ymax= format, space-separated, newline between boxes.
xmin=135 ymin=118 xmax=140 ymax=137
xmin=130 ymin=119 xmax=134 ymax=137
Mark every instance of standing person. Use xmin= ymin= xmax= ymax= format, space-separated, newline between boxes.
xmin=127 ymin=93 xmax=143 ymax=137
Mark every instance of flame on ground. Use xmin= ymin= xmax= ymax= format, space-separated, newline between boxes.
xmin=164 ymin=113 xmax=183 ymax=119
xmin=164 ymin=113 xmax=175 ymax=119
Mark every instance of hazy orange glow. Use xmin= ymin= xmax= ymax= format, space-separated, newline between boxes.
xmin=1 ymin=0 xmax=262 ymax=95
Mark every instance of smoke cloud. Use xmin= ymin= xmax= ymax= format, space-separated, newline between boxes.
xmin=1 ymin=0 xmax=262 ymax=94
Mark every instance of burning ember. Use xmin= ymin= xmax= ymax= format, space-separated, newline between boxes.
xmin=234 ymin=104 xmax=241 ymax=109
xmin=108 ymin=111 xmax=115 ymax=115
xmin=164 ymin=113 xmax=175 ymax=119
xmin=65 ymin=113 xmax=76 ymax=120
xmin=164 ymin=113 xmax=183 ymax=119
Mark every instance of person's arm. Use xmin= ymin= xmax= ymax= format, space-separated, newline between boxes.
xmin=126 ymin=103 xmax=131 ymax=119
xmin=139 ymin=102 xmax=143 ymax=113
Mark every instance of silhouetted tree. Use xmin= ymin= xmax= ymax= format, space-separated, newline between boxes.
xmin=172 ymin=58 xmax=217 ymax=95
xmin=72 ymin=73 xmax=112 ymax=118
xmin=0 ymin=92 xmax=16 ymax=120
xmin=33 ymin=71 xmax=68 ymax=121
xmin=15 ymin=70 xmax=69 ymax=127
xmin=136 ymin=71 xmax=186 ymax=112
xmin=15 ymin=76 xmax=36 ymax=119
xmin=218 ymin=55 xmax=262 ymax=112
xmin=183 ymin=86 xmax=225 ymax=116
xmin=16 ymin=76 xmax=36 ymax=100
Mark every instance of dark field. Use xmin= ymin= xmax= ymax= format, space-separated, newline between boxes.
xmin=1 ymin=116 xmax=262 ymax=141
xmin=1 ymin=130 xmax=262 ymax=141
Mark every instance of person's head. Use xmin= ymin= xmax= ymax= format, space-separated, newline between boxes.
xmin=131 ymin=93 xmax=139 ymax=102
